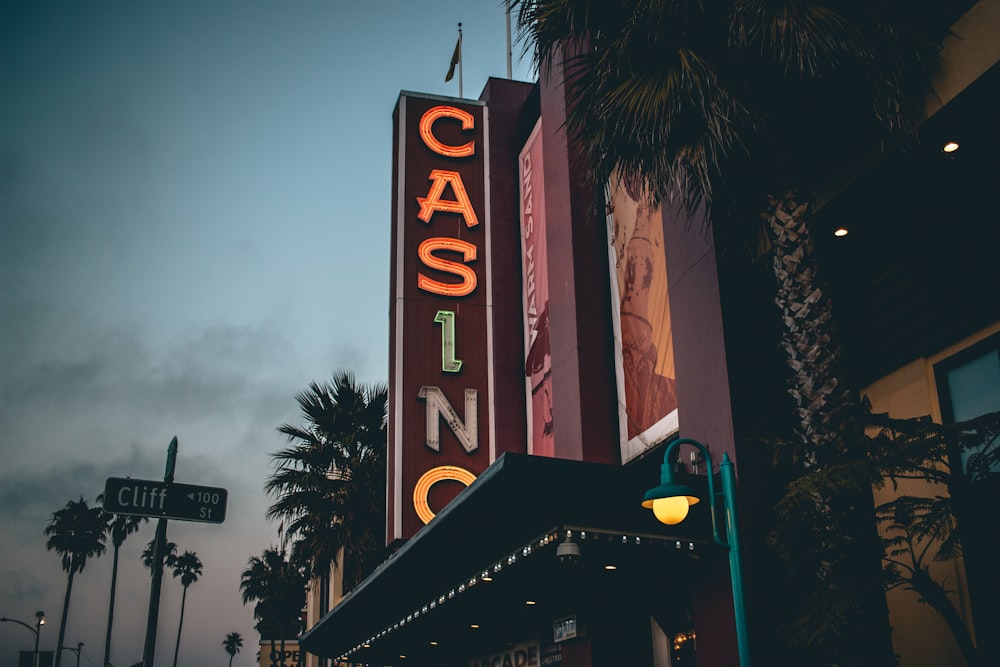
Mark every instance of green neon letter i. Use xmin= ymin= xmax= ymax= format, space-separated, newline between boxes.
xmin=434 ymin=310 xmax=462 ymax=373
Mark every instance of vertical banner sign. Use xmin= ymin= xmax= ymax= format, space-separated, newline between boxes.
xmin=518 ymin=119 xmax=554 ymax=457
xmin=389 ymin=93 xmax=493 ymax=541
xmin=606 ymin=171 xmax=679 ymax=462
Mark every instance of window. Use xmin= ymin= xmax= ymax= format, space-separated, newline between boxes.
xmin=934 ymin=332 xmax=1000 ymax=475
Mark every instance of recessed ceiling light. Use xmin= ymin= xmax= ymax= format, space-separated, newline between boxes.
xmin=833 ymin=227 xmax=849 ymax=238
xmin=470 ymin=624 xmax=480 ymax=629
xmin=604 ymin=564 xmax=618 ymax=570
xmin=430 ymin=641 xmax=439 ymax=646
xmin=943 ymin=141 xmax=960 ymax=153
xmin=525 ymin=600 xmax=537 ymax=605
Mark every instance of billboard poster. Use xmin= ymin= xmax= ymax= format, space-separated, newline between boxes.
xmin=388 ymin=93 xmax=494 ymax=541
xmin=606 ymin=172 xmax=679 ymax=462
xmin=519 ymin=118 xmax=554 ymax=457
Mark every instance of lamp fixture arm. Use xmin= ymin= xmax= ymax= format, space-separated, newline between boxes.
xmin=661 ymin=438 xmax=727 ymax=547
xmin=0 ymin=617 xmax=38 ymax=638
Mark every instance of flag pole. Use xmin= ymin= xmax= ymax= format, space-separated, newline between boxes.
xmin=505 ymin=2 xmax=512 ymax=79
xmin=458 ymin=22 xmax=463 ymax=98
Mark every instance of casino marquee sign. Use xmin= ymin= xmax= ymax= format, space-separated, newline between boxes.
xmin=388 ymin=93 xmax=495 ymax=541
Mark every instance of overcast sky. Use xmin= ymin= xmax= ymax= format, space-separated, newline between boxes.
xmin=0 ymin=2 xmax=534 ymax=666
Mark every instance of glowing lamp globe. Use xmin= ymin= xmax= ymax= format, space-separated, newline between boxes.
xmin=642 ymin=463 xmax=701 ymax=526
xmin=652 ymin=495 xmax=699 ymax=525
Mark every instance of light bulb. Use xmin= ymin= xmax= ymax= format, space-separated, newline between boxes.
xmin=652 ymin=496 xmax=691 ymax=525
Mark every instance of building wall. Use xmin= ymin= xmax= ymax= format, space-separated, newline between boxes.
xmin=928 ymin=0 xmax=1000 ymax=117
xmin=863 ymin=322 xmax=1000 ymax=666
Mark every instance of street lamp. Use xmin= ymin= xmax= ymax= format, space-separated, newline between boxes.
xmin=61 ymin=641 xmax=84 ymax=667
xmin=1 ymin=610 xmax=45 ymax=667
xmin=641 ymin=438 xmax=751 ymax=666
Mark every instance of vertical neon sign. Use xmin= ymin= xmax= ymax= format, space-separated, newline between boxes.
xmin=389 ymin=94 xmax=493 ymax=541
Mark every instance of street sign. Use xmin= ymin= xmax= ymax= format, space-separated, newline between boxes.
xmin=103 ymin=477 xmax=228 ymax=524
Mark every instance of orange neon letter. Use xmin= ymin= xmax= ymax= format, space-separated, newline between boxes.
xmin=417 ymin=169 xmax=480 ymax=227
xmin=417 ymin=238 xmax=477 ymax=297
xmin=419 ymin=106 xmax=475 ymax=158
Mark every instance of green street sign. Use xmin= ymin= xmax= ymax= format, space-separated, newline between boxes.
xmin=103 ymin=477 xmax=228 ymax=524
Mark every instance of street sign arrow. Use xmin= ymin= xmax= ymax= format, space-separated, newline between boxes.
xmin=103 ymin=477 xmax=228 ymax=524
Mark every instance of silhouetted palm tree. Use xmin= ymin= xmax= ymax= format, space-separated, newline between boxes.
xmin=97 ymin=498 xmax=148 ymax=667
xmin=170 ymin=550 xmax=203 ymax=667
xmin=141 ymin=538 xmax=178 ymax=571
xmin=266 ymin=370 xmax=388 ymax=595
xmin=44 ymin=497 xmax=108 ymax=667
xmin=514 ymin=2 xmax=953 ymax=663
xmin=223 ymin=631 xmax=243 ymax=667
xmin=240 ymin=548 xmax=307 ymax=664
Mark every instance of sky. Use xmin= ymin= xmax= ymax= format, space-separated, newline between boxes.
xmin=0 ymin=2 xmax=535 ymax=666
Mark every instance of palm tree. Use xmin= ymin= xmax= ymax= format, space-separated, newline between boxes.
xmin=266 ymin=370 xmax=388 ymax=594
xmin=142 ymin=538 xmax=178 ymax=571
xmin=514 ymin=2 xmax=953 ymax=663
xmin=97 ymin=499 xmax=148 ymax=667
xmin=170 ymin=550 xmax=203 ymax=667
xmin=44 ymin=497 xmax=108 ymax=667
xmin=223 ymin=632 xmax=243 ymax=667
xmin=240 ymin=548 xmax=307 ymax=664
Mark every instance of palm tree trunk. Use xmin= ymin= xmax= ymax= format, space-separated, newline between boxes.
xmin=104 ymin=545 xmax=120 ymax=667
xmin=54 ymin=569 xmax=75 ymax=667
xmin=228 ymin=655 xmax=234 ymax=667
xmin=172 ymin=585 xmax=188 ymax=667
xmin=766 ymin=190 xmax=894 ymax=664
xmin=767 ymin=191 xmax=852 ymax=453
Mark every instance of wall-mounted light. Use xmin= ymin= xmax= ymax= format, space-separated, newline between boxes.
xmin=942 ymin=141 xmax=960 ymax=153
xmin=833 ymin=227 xmax=849 ymax=238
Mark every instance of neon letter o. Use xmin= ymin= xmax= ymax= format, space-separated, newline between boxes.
xmin=413 ymin=465 xmax=477 ymax=524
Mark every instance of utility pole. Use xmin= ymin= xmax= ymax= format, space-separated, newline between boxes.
xmin=142 ymin=437 xmax=178 ymax=667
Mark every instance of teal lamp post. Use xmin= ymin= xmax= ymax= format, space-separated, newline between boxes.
xmin=642 ymin=438 xmax=751 ymax=666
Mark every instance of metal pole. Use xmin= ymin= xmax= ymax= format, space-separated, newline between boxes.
xmin=34 ymin=617 xmax=42 ymax=667
xmin=505 ymin=2 xmax=512 ymax=79
xmin=142 ymin=437 xmax=178 ymax=667
xmin=720 ymin=452 xmax=751 ymax=666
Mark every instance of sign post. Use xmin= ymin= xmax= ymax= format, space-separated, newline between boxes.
xmin=141 ymin=437 xmax=176 ymax=667
xmin=105 ymin=438 xmax=229 ymax=667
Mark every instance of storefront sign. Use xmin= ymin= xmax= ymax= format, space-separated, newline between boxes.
xmin=553 ymin=615 xmax=577 ymax=642
xmin=258 ymin=641 xmax=301 ymax=667
xmin=470 ymin=640 xmax=540 ymax=667
xmin=389 ymin=93 xmax=494 ymax=541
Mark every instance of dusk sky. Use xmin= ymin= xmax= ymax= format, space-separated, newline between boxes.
xmin=0 ymin=2 xmax=534 ymax=666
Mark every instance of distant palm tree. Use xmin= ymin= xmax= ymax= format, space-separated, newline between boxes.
xmin=266 ymin=370 xmax=388 ymax=595
xmin=170 ymin=550 xmax=203 ymax=667
xmin=223 ymin=631 xmax=243 ymax=667
xmin=45 ymin=497 xmax=108 ymax=667
xmin=97 ymin=497 xmax=148 ymax=667
xmin=141 ymin=538 xmax=178 ymax=571
xmin=240 ymin=548 xmax=307 ymax=665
